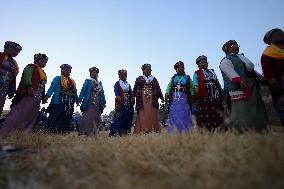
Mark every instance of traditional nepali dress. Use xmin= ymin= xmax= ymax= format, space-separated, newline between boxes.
xmin=220 ymin=53 xmax=268 ymax=132
xmin=45 ymin=76 xmax=78 ymax=134
xmin=109 ymin=80 xmax=134 ymax=136
xmin=193 ymin=69 xmax=224 ymax=131
xmin=0 ymin=53 xmax=18 ymax=115
xmin=1 ymin=64 xmax=46 ymax=134
xmin=166 ymin=74 xmax=193 ymax=133
xmin=133 ymin=75 xmax=163 ymax=133
xmin=261 ymin=44 xmax=284 ymax=127
xmin=78 ymin=78 xmax=106 ymax=136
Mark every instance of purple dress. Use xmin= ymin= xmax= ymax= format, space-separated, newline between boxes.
xmin=167 ymin=92 xmax=193 ymax=133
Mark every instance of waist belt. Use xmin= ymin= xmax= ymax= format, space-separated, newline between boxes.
xmin=173 ymin=87 xmax=186 ymax=93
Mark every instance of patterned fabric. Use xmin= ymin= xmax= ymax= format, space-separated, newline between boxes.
xmin=4 ymin=41 xmax=22 ymax=52
xmin=46 ymin=76 xmax=78 ymax=105
xmin=166 ymin=74 xmax=193 ymax=105
xmin=133 ymin=76 xmax=163 ymax=112
xmin=61 ymin=75 xmax=76 ymax=91
xmin=193 ymin=69 xmax=224 ymax=130
xmin=0 ymin=52 xmax=19 ymax=102
xmin=222 ymin=40 xmax=237 ymax=54
xmin=78 ymin=79 xmax=106 ymax=113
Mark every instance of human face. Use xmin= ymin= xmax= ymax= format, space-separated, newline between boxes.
xmin=36 ymin=59 xmax=47 ymax=68
xmin=198 ymin=60 xmax=208 ymax=69
xmin=176 ymin=65 xmax=185 ymax=75
xmin=143 ymin=67 xmax=152 ymax=76
xmin=90 ymin=70 xmax=98 ymax=79
xmin=4 ymin=48 xmax=20 ymax=57
xmin=119 ymin=73 xmax=127 ymax=81
xmin=227 ymin=43 xmax=240 ymax=54
xmin=61 ymin=68 xmax=71 ymax=77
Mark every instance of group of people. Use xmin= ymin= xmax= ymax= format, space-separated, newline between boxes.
xmin=0 ymin=28 xmax=283 ymax=137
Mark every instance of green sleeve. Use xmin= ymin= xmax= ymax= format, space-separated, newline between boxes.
xmin=165 ymin=79 xmax=172 ymax=95
xmin=23 ymin=65 xmax=33 ymax=86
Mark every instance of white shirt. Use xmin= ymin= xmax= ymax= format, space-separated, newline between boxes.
xmin=143 ymin=75 xmax=154 ymax=83
xmin=119 ymin=79 xmax=130 ymax=92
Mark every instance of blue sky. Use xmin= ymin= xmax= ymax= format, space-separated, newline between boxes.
xmin=1 ymin=0 xmax=283 ymax=113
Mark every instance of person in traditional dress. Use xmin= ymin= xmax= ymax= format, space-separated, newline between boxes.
xmin=220 ymin=40 xmax=269 ymax=132
xmin=193 ymin=55 xmax=224 ymax=131
xmin=78 ymin=67 xmax=106 ymax=136
xmin=109 ymin=69 xmax=134 ymax=137
xmin=44 ymin=64 xmax=79 ymax=134
xmin=1 ymin=54 xmax=48 ymax=135
xmin=165 ymin=61 xmax=193 ymax=133
xmin=261 ymin=28 xmax=284 ymax=128
xmin=133 ymin=64 xmax=164 ymax=134
xmin=0 ymin=41 xmax=22 ymax=115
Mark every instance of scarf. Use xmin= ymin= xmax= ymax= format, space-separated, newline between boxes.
xmin=61 ymin=75 xmax=76 ymax=91
xmin=263 ymin=44 xmax=284 ymax=59
xmin=196 ymin=69 xmax=206 ymax=97
xmin=34 ymin=64 xmax=47 ymax=82
xmin=1 ymin=53 xmax=19 ymax=76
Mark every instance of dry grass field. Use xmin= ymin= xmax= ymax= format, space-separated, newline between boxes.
xmin=0 ymin=129 xmax=283 ymax=189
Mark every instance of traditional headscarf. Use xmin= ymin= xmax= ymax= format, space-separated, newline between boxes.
xmin=34 ymin=53 xmax=48 ymax=62
xmin=222 ymin=40 xmax=238 ymax=54
xmin=89 ymin=67 xmax=99 ymax=73
xmin=60 ymin=64 xmax=72 ymax=70
xmin=263 ymin=28 xmax=284 ymax=45
xmin=4 ymin=41 xmax=22 ymax=52
xmin=196 ymin=55 xmax=207 ymax=65
xmin=118 ymin=69 xmax=127 ymax=75
xmin=174 ymin=61 xmax=184 ymax=70
xmin=141 ymin=64 xmax=151 ymax=71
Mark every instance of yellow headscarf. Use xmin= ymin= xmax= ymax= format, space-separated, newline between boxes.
xmin=34 ymin=64 xmax=47 ymax=82
xmin=263 ymin=44 xmax=284 ymax=59
xmin=61 ymin=75 xmax=76 ymax=91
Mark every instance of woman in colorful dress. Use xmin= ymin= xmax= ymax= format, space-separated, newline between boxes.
xmin=1 ymin=53 xmax=48 ymax=134
xmin=78 ymin=67 xmax=106 ymax=136
xmin=109 ymin=69 xmax=134 ymax=136
xmin=133 ymin=64 xmax=164 ymax=134
xmin=193 ymin=55 xmax=224 ymax=131
xmin=220 ymin=40 xmax=269 ymax=132
xmin=261 ymin=28 xmax=284 ymax=128
xmin=165 ymin=61 xmax=193 ymax=133
xmin=44 ymin=64 xmax=79 ymax=134
xmin=0 ymin=41 xmax=22 ymax=115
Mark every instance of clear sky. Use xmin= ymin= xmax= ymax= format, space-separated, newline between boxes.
xmin=1 ymin=0 xmax=283 ymax=114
